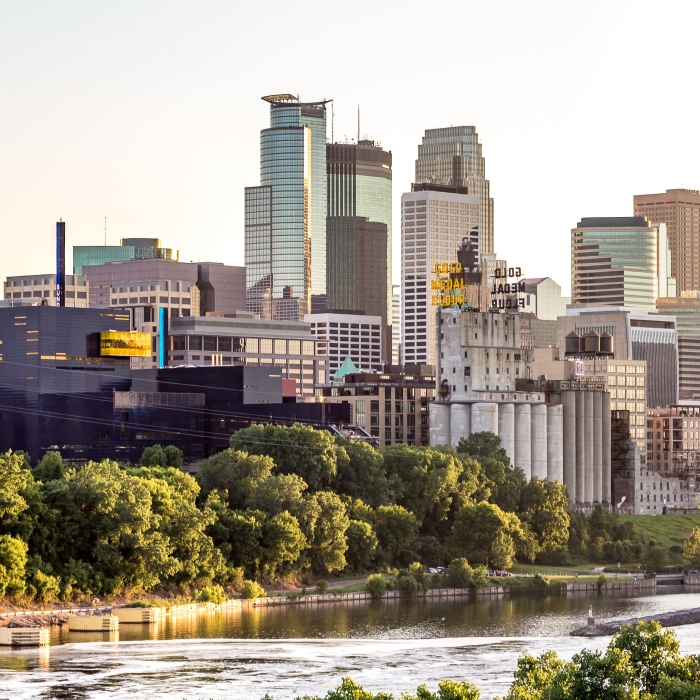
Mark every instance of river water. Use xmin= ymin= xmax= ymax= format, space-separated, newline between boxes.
xmin=2 ymin=588 xmax=700 ymax=699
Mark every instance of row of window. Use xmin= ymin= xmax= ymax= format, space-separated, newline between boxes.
xmin=170 ymin=335 xmax=315 ymax=355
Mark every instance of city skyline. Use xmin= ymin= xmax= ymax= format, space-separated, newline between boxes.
xmin=3 ymin=1 xmax=700 ymax=299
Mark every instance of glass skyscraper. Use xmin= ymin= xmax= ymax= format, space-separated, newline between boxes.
xmin=571 ymin=217 xmax=676 ymax=309
xmin=326 ymin=140 xmax=392 ymax=354
xmin=415 ymin=126 xmax=494 ymax=254
xmin=245 ymin=94 xmax=329 ymax=321
xmin=73 ymin=238 xmax=177 ymax=274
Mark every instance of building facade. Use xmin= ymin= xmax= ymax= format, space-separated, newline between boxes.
xmin=73 ymin=238 xmax=178 ymax=275
xmin=391 ymin=284 xmax=401 ymax=365
xmin=4 ymin=274 xmax=89 ymax=308
xmin=633 ymin=188 xmax=700 ymax=295
xmin=414 ymin=126 xmax=494 ymax=254
xmin=318 ymin=368 xmax=435 ymax=447
xmin=168 ymin=312 xmax=322 ymax=399
xmin=245 ymin=94 xmax=329 ymax=321
xmin=401 ymin=185 xmax=481 ymax=367
xmin=656 ymin=292 xmax=700 ymax=400
xmin=520 ymin=277 xmax=570 ymax=320
xmin=305 ymin=311 xmax=382 ymax=377
xmin=571 ymin=217 xmax=675 ymax=308
xmin=326 ymin=140 xmax=392 ymax=347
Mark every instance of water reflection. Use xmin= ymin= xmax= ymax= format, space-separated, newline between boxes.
xmin=0 ymin=589 xmax=699 ymax=699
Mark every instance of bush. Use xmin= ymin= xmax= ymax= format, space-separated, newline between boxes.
xmin=316 ymin=579 xmax=329 ymax=594
xmin=365 ymin=574 xmax=387 ymax=599
xmin=397 ymin=572 xmax=421 ymax=595
xmin=407 ymin=562 xmax=427 ymax=588
xmin=196 ymin=584 xmax=225 ymax=604
xmin=240 ymin=580 xmax=266 ymax=600
xmin=597 ymin=573 xmax=608 ymax=588
xmin=447 ymin=557 xmax=473 ymax=588
xmin=470 ymin=565 xmax=488 ymax=590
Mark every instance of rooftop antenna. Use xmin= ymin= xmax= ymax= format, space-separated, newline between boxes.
xmin=104 ymin=216 xmax=107 ymax=246
xmin=357 ymin=104 xmax=360 ymax=142
xmin=331 ymin=100 xmax=335 ymax=143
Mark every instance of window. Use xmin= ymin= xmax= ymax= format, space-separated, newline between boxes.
xmin=247 ymin=338 xmax=259 ymax=353
xmin=203 ymin=336 xmax=217 ymax=351
xmin=260 ymin=339 xmax=272 ymax=354
xmin=302 ymin=341 xmax=315 ymax=355
xmin=289 ymin=340 xmax=301 ymax=355
xmin=274 ymin=339 xmax=286 ymax=354
xmin=218 ymin=337 xmax=232 ymax=352
xmin=188 ymin=335 xmax=203 ymax=351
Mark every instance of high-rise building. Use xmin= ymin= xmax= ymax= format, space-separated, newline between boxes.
xmin=401 ymin=184 xmax=481 ymax=367
xmin=415 ymin=126 xmax=494 ymax=254
xmin=73 ymin=238 xmax=178 ymax=275
xmin=656 ymin=291 xmax=700 ymax=400
xmin=326 ymin=140 xmax=392 ymax=354
xmin=571 ymin=217 xmax=675 ymax=308
xmin=245 ymin=94 xmax=329 ymax=321
xmin=633 ymin=188 xmax=700 ymax=295
xmin=392 ymin=284 xmax=401 ymax=364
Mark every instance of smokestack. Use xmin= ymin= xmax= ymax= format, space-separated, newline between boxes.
xmin=56 ymin=220 xmax=65 ymax=307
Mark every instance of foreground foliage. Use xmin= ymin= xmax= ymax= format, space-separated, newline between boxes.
xmin=254 ymin=622 xmax=700 ymax=700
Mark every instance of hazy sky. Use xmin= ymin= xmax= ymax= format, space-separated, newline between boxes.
xmin=3 ymin=0 xmax=699 ymax=296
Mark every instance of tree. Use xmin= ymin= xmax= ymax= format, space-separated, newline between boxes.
xmin=32 ymin=452 xmax=66 ymax=482
xmin=451 ymin=502 xmax=517 ymax=566
xmin=0 ymin=535 xmax=27 ymax=596
xmin=610 ymin=620 xmax=680 ymax=695
xmin=247 ymin=473 xmax=308 ymax=516
xmin=683 ymin=527 xmax=700 ymax=569
xmin=566 ymin=647 xmax=639 ymax=700
xmin=0 ymin=452 xmax=31 ymax=528
xmin=307 ymin=491 xmax=349 ymax=573
xmin=505 ymin=650 xmax=567 ymax=700
xmin=373 ymin=505 xmax=419 ymax=567
xmin=447 ymin=557 xmax=473 ymax=588
xmin=383 ymin=445 xmax=465 ymax=538
xmin=196 ymin=449 xmax=274 ymax=509
xmin=518 ymin=478 xmax=570 ymax=551
xmin=456 ymin=431 xmax=510 ymax=465
xmin=229 ymin=423 xmax=344 ymax=491
xmin=345 ymin=520 xmax=378 ymax=572
xmin=261 ymin=511 xmax=307 ymax=579
xmin=331 ymin=439 xmax=390 ymax=507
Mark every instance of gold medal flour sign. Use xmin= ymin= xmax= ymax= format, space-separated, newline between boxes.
xmin=430 ymin=262 xmax=465 ymax=307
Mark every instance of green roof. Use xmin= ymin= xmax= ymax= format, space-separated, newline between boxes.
xmin=334 ymin=356 xmax=358 ymax=381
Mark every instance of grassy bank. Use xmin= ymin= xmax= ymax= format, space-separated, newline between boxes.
xmin=622 ymin=514 xmax=700 ymax=551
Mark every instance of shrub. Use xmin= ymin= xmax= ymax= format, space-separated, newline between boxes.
xmin=365 ymin=574 xmax=387 ymax=600
xmin=447 ymin=557 xmax=473 ymax=588
xmin=597 ymin=574 xmax=608 ymax=588
xmin=197 ymin=584 xmax=225 ymax=604
xmin=470 ymin=565 xmax=488 ymax=590
xmin=397 ymin=572 xmax=421 ymax=595
xmin=407 ymin=561 xmax=427 ymax=588
xmin=240 ymin=580 xmax=266 ymax=600
xmin=316 ymin=579 xmax=329 ymax=594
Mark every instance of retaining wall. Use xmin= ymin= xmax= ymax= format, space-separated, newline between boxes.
xmin=566 ymin=579 xmax=656 ymax=595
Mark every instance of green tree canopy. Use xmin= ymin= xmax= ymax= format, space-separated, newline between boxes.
xmin=373 ymin=504 xmax=419 ymax=567
xmin=331 ymin=439 xmax=390 ymax=508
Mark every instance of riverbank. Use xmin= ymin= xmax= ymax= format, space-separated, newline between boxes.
xmin=572 ymin=605 xmax=700 ymax=637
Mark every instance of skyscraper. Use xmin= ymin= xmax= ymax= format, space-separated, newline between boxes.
xmin=245 ymin=94 xmax=329 ymax=321
xmin=326 ymin=140 xmax=392 ymax=355
xmin=415 ymin=126 xmax=494 ymax=254
xmin=401 ymin=184 xmax=481 ymax=367
xmin=634 ymin=188 xmax=700 ymax=295
xmin=571 ymin=217 xmax=675 ymax=309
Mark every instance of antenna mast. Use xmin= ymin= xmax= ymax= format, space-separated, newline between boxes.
xmin=104 ymin=216 xmax=107 ymax=246
xmin=357 ymin=104 xmax=360 ymax=142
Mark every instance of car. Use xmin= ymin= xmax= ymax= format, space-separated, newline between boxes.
xmin=427 ymin=568 xmax=438 ymax=575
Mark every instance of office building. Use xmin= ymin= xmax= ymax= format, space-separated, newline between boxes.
xmin=4 ymin=274 xmax=89 ymax=308
xmin=73 ymin=238 xmax=178 ymax=275
xmin=318 ymin=367 xmax=435 ymax=447
xmin=401 ymin=185 xmax=481 ymax=367
xmin=557 ymin=307 xmax=678 ymax=410
xmin=245 ymin=94 xmax=329 ymax=321
xmin=305 ymin=311 xmax=383 ymax=377
xmin=520 ymin=277 xmax=570 ymax=320
xmin=656 ymin=292 xmax=700 ymax=400
xmin=415 ymin=126 xmax=494 ymax=254
xmin=634 ymin=188 xmax=700 ymax=294
xmin=83 ymin=259 xmax=245 ymax=369
xmin=571 ymin=217 xmax=675 ymax=308
xmin=392 ymin=284 xmax=401 ymax=364
xmin=168 ymin=312 xmax=323 ymax=399
xmin=647 ymin=405 xmax=700 ymax=478
xmin=326 ymin=140 xmax=392 ymax=351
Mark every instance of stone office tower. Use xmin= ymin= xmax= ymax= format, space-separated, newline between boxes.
xmin=415 ymin=126 xmax=494 ymax=254
xmin=326 ymin=140 xmax=392 ymax=357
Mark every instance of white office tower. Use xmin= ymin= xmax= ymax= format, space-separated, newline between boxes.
xmin=391 ymin=284 xmax=401 ymax=365
xmin=401 ymin=185 xmax=480 ymax=368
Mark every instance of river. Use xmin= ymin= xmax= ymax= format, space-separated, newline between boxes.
xmin=2 ymin=588 xmax=700 ymax=699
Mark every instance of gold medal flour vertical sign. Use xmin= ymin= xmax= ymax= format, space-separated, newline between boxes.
xmin=430 ymin=262 xmax=466 ymax=307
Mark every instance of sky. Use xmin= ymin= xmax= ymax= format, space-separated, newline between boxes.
xmin=2 ymin=0 xmax=700 ymax=297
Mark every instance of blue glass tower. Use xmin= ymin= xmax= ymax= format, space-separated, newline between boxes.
xmin=245 ymin=94 xmax=329 ymax=320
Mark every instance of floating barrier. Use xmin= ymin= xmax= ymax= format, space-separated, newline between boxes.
xmin=68 ymin=615 xmax=119 ymax=632
xmin=0 ymin=626 xmax=50 ymax=646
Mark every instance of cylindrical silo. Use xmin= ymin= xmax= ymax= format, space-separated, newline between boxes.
xmin=531 ymin=404 xmax=548 ymax=479
xmin=547 ymin=404 xmax=564 ymax=484
xmin=602 ymin=392 xmax=612 ymax=505
xmin=563 ymin=391 xmax=576 ymax=501
xmin=514 ymin=403 xmax=532 ymax=479
xmin=450 ymin=404 xmax=471 ymax=448
xmin=575 ymin=391 xmax=585 ymax=505
xmin=584 ymin=391 xmax=594 ymax=505
xmin=593 ymin=391 xmax=603 ymax=504
xmin=472 ymin=402 xmax=498 ymax=435
xmin=429 ymin=403 xmax=451 ymax=447
xmin=498 ymin=403 xmax=515 ymax=465
xmin=565 ymin=331 xmax=582 ymax=356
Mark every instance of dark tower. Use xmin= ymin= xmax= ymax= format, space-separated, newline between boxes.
xmin=56 ymin=220 xmax=66 ymax=307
